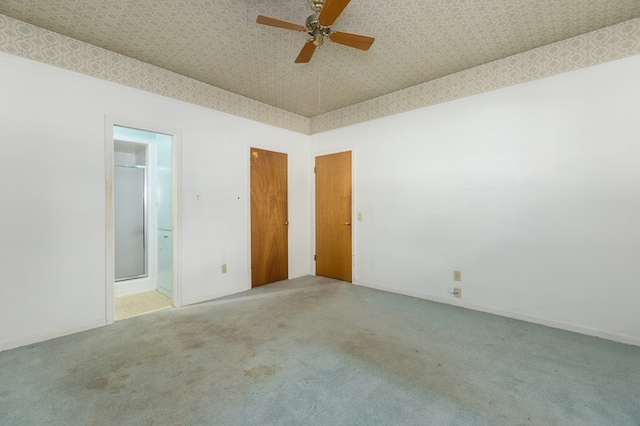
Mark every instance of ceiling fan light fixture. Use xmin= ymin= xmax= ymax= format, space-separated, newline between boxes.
xmin=313 ymin=29 xmax=324 ymax=46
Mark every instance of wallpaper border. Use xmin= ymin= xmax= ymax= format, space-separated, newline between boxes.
xmin=310 ymin=17 xmax=640 ymax=134
xmin=0 ymin=14 xmax=311 ymax=135
xmin=1 ymin=14 xmax=639 ymax=136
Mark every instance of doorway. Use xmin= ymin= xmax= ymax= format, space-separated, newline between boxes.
xmin=315 ymin=151 xmax=352 ymax=282
xmin=250 ymin=148 xmax=289 ymax=287
xmin=110 ymin=125 xmax=175 ymax=320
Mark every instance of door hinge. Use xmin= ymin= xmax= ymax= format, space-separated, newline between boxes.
xmin=314 ymin=255 xmax=316 ymax=261
xmin=314 ymin=167 xmax=316 ymax=173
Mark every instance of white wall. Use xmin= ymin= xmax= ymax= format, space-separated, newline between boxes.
xmin=312 ymin=55 xmax=640 ymax=345
xmin=2 ymin=49 xmax=639 ymax=351
xmin=0 ymin=52 xmax=311 ymax=351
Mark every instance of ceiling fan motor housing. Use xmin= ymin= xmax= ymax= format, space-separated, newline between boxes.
xmin=306 ymin=12 xmax=321 ymax=32
xmin=306 ymin=12 xmax=331 ymax=45
xmin=256 ymin=0 xmax=375 ymax=63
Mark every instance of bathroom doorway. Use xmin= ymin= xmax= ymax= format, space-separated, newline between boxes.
xmin=109 ymin=124 xmax=177 ymax=321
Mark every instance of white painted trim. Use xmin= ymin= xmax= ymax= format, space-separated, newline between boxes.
xmin=309 ymin=140 xmax=317 ymax=276
xmin=355 ymin=280 xmax=640 ymax=347
xmin=246 ymin=145 xmax=253 ymax=288
xmin=172 ymin=131 xmax=183 ymax=308
xmin=287 ymin=150 xmax=292 ymax=281
xmin=0 ymin=319 xmax=106 ymax=352
xmin=105 ymin=120 xmax=115 ymax=324
xmin=350 ymin=147 xmax=357 ymax=284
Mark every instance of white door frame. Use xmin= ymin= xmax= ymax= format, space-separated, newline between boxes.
xmin=105 ymin=116 xmax=183 ymax=324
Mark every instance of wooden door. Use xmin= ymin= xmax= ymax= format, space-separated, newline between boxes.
xmin=315 ymin=151 xmax=352 ymax=282
xmin=251 ymin=148 xmax=288 ymax=287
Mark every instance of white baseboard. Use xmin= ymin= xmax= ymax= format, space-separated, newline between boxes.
xmin=355 ymin=280 xmax=640 ymax=347
xmin=0 ymin=319 xmax=106 ymax=352
xmin=181 ymin=286 xmax=250 ymax=306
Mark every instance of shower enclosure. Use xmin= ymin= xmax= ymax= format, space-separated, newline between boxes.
xmin=113 ymin=126 xmax=173 ymax=299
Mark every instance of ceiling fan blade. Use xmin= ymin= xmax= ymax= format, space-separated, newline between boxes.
xmin=318 ymin=0 xmax=351 ymax=26
xmin=256 ymin=15 xmax=306 ymax=32
xmin=295 ymin=41 xmax=317 ymax=63
xmin=328 ymin=31 xmax=375 ymax=51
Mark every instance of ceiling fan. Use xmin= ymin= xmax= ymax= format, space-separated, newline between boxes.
xmin=256 ymin=0 xmax=375 ymax=63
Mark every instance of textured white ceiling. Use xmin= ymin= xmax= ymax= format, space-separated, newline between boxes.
xmin=1 ymin=0 xmax=639 ymax=118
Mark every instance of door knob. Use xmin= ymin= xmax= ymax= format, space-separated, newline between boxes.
xmin=344 ymin=221 xmax=351 ymax=226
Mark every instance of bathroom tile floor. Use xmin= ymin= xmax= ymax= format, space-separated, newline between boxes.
xmin=115 ymin=290 xmax=172 ymax=320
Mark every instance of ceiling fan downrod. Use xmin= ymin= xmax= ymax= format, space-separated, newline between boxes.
xmin=309 ymin=0 xmax=324 ymax=12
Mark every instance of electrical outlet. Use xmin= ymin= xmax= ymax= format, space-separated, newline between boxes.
xmin=454 ymin=270 xmax=461 ymax=281
xmin=221 ymin=264 xmax=227 ymax=274
xmin=454 ymin=287 xmax=461 ymax=298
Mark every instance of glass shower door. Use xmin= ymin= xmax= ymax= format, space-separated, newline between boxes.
xmin=114 ymin=165 xmax=147 ymax=280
